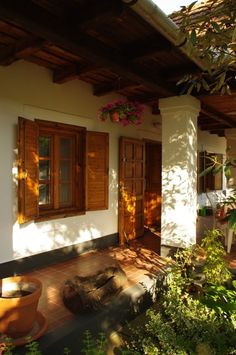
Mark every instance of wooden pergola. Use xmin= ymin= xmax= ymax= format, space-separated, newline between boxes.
xmin=0 ymin=0 xmax=235 ymax=136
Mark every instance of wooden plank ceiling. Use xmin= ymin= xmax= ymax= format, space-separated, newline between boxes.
xmin=0 ymin=0 xmax=235 ymax=136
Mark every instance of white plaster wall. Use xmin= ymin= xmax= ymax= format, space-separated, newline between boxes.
xmin=197 ymin=130 xmax=227 ymax=209
xmin=198 ymin=130 xmax=226 ymax=156
xmin=0 ymin=60 xmax=161 ymax=263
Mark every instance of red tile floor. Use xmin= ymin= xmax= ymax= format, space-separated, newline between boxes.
xmin=25 ymin=231 xmax=166 ymax=334
xmin=25 ymin=231 xmax=236 ymax=336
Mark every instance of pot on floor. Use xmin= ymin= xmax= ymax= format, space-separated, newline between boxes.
xmin=0 ymin=275 xmax=42 ymax=338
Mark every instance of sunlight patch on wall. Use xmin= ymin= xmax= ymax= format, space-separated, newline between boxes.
xmin=13 ymin=220 xmax=102 ymax=259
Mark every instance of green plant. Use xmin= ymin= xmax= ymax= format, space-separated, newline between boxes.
xmin=1 ymin=332 xmax=109 ymax=355
xmin=173 ymin=0 xmax=236 ymax=94
xmin=1 ymin=339 xmax=15 ymax=355
xmin=201 ymin=229 xmax=232 ymax=284
xmin=121 ymin=241 xmax=236 ymax=354
xmin=81 ymin=330 xmax=107 ymax=355
xmin=202 ymin=284 xmax=236 ymax=315
xmin=24 ymin=338 xmax=42 ymax=355
xmin=1 ymin=338 xmax=42 ymax=355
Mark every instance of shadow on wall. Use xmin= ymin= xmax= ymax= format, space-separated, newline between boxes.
xmin=1 ymin=123 xmax=18 ymax=262
xmin=162 ymin=114 xmax=197 ymax=248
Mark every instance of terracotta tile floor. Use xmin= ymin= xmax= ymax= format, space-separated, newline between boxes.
xmin=25 ymin=231 xmax=236 ymax=335
xmin=25 ymin=232 xmax=166 ymax=333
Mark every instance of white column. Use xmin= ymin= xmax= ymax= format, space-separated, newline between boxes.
xmin=159 ymin=95 xmax=200 ymax=248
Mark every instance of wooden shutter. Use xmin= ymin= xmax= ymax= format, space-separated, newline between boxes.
xmin=18 ymin=117 xmax=39 ymax=224
xmin=86 ymin=131 xmax=109 ymax=210
xmin=198 ymin=151 xmax=205 ymax=193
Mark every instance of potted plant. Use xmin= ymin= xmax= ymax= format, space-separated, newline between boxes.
xmin=98 ymin=99 xmax=144 ymax=126
xmin=0 ymin=276 xmax=43 ymax=339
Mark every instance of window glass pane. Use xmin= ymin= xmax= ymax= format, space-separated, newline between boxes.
xmin=39 ymin=160 xmax=50 ymax=180
xmin=60 ymin=138 xmax=71 ymax=158
xmin=60 ymin=161 xmax=71 ymax=180
xmin=59 ymin=184 xmax=72 ymax=205
xmin=39 ymin=136 xmax=50 ymax=157
xmin=39 ymin=184 xmax=50 ymax=205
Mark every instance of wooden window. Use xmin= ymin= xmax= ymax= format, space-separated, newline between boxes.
xmin=198 ymin=151 xmax=223 ymax=193
xmin=18 ymin=118 xmax=109 ymax=224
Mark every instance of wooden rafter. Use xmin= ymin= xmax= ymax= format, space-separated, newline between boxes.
xmin=0 ymin=1 xmax=234 ymax=136
xmin=201 ymin=103 xmax=235 ymax=128
xmin=0 ymin=36 xmax=46 ymax=65
xmin=122 ymin=35 xmax=171 ymax=60
xmin=210 ymin=130 xmax=225 ymax=137
xmin=93 ymin=78 xmax=138 ymax=96
xmin=0 ymin=1 xmax=176 ymax=97
xmin=53 ymin=63 xmax=98 ymax=84
xmin=199 ymin=123 xmax=227 ymax=131
xmin=78 ymin=1 xmax=124 ymax=30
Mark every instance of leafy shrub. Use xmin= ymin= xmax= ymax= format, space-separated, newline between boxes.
xmin=81 ymin=330 xmax=107 ymax=355
xmin=122 ymin=230 xmax=236 ymax=354
xmin=201 ymin=229 xmax=232 ymax=284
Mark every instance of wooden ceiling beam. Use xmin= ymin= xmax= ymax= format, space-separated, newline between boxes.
xmin=201 ymin=103 xmax=235 ymax=128
xmin=210 ymin=130 xmax=225 ymax=137
xmin=0 ymin=1 xmax=175 ymax=97
xmin=127 ymin=93 xmax=160 ymax=104
xmin=53 ymin=63 xmax=97 ymax=84
xmin=0 ymin=36 xmax=46 ymax=65
xmin=122 ymin=35 xmax=171 ymax=60
xmin=78 ymin=2 xmax=124 ymax=30
xmin=165 ymin=65 xmax=201 ymax=83
xmin=93 ymin=79 xmax=138 ymax=96
xmin=199 ymin=123 xmax=226 ymax=131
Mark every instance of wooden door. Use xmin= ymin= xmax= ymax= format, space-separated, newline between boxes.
xmin=119 ymin=137 xmax=145 ymax=244
xmin=144 ymin=142 xmax=162 ymax=227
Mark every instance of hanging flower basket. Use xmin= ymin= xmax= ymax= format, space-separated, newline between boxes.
xmin=98 ymin=100 xmax=144 ymax=126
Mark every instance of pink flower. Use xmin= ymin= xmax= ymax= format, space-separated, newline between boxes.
xmin=98 ymin=100 xmax=144 ymax=126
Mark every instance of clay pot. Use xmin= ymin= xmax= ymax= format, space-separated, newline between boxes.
xmin=0 ymin=276 xmax=42 ymax=338
xmin=110 ymin=111 xmax=120 ymax=123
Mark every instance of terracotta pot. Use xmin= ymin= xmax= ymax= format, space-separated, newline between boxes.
xmin=110 ymin=111 xmax=120 ymax=123
xmin=0 ymin=276 xmax=42 ymax=338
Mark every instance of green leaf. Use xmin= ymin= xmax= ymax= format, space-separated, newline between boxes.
xmin=228 ymin=209 xmax=236 ymax=230
xmin=176 ymin=75 xmax=189 ymax=86
xmin=187 ymin=82 xmax=196 ymax=94
xmin=202 ymin=78 xmax=210 ymax=91
xmin=188 ymin=1 xmax=197 ymax=10
xmin=212 ymin=165 xmax=222 ymax=175
xmin=190 ymin=29 xmax=197 ymax=45
xmin=199 ymin=165 xmax=213 ymax=177
xmin=211 ymin=21 xmax=221 ymax=32
xmin=224 ymin=165 xmax=232 ymax=179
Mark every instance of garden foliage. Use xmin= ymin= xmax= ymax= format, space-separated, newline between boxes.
xmin=122 ymin=229 xmax=236 ymax=354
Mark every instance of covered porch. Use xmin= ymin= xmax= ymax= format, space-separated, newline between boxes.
xmin=0 ymin=0 xmax=236 ymax=350
xmin=0 ymin=0 xmax=235 ymax=263
xmin=7 ymin=231 xmax=235 ymax=353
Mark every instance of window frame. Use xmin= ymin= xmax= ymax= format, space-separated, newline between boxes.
xmin=35 ymin=120 xmax=86 ymax=221
xmin=198 ymin=151 xmax=223 ymax=193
